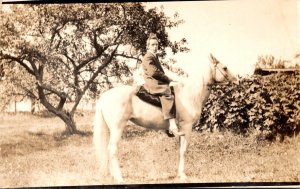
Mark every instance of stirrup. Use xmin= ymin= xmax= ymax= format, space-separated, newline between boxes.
xmin=165 ymin=130 xmax=175 ymax=137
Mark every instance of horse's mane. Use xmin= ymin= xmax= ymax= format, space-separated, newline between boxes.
xmin=180 ymin=60 xmax=211 ymax=88
xmin=174 ymin=60 xmax=212 ymax=119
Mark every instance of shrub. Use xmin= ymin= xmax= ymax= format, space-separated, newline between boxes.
xmin=195 ymin=72 xmax=300 ymax=141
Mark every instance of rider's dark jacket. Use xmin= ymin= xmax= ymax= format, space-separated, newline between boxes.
xmin=141 ymin=51 xmax=175 ymax=119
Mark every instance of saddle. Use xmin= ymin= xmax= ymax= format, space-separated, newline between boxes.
xmin=135 ymin=85 xmax=176 ymax=107
xmin=136 ymin=85 xmax=177 ymax=138
xmin=136 ymin=85 xmax=162 ymax=107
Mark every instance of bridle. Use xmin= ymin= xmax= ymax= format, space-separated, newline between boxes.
xmin=212 ymin=62 xmax=231 ymax=83
xmin=213 ymin=62 xmax=230 ymax=83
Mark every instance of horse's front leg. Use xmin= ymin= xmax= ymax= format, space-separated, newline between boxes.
xmin=178 ymin=135 xmax=189 ymax=182
xmin=177 ymin=121 xmax=193 ymax=182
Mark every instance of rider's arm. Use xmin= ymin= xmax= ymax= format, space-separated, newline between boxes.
xmin=142 ymin=54 xmax=172 ymax=83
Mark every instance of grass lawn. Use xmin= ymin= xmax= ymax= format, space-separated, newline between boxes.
xmin=0 ymin=112 xmax=299 ymax=187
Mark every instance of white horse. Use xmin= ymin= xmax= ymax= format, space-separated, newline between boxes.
xmin=93 ymin=54 xmax=238 ymax=183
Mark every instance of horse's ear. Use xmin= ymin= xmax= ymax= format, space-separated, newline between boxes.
xmin=209 ymin=53 xmax=217 ymax=65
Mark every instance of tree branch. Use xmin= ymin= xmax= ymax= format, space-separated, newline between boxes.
xmin=37 ymin=85 xmax=57 ymax=113
xmin=115 ymin=53 xmax=141 ymax=61
xmin=36 ymin=81 xmax=68 ymax=113
xmin=71 ymin=30 xmax=124 ymax=114
xmin=50 ymin=21 xmax=67 ymax=49
xmin=56 ymin=97 xmax=66 ymax=111
xmin=75 ymin=34 xmax=110 ymax=72
xmin=77 ymin=55 xmax=100 ymax=71
xmin=1 ymin=54 xmax=35 ymax=75
xmin=70 ymin=43 xmax=120 ymax=115
xmin=62 ymin=53 xmax=77 ymax=69
xmin=36 ymin=81 xmax=67 ymax=100
xmin=91 ymin=30 xmax=106 ymax=56
xmin=16 ymin=84 xmax=38 ymax=100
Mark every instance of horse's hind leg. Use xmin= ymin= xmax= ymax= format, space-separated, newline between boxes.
xmin=108 ymin=126 xmax=124 ymax=184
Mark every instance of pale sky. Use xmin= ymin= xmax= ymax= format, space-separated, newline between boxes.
xmin=146 ymin=0 xmax=300 ymax=76
xmin=1 ymin=1 xmax=299 ymax=76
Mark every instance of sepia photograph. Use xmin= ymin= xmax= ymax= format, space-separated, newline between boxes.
xmin=0 ymin=0 xmax=299 ymax=188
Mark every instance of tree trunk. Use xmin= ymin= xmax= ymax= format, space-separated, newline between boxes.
xmin=37 ymin=86 xmax=81 ymax=135
xmin=64 ymin=117 xmax=77 ymax=134
xmin=31 ymin=98 xmax=36 ymax=114
xmin=59 ymin=112 xmax=80 ymax=135
xmin=14 ymin=100 xmax=17 ymax=113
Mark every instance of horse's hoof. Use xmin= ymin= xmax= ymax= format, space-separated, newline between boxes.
xmin=178 ymin=174 xmax=189 ymax=183
xmin=114 ymin=177 xmax=124 ymax=185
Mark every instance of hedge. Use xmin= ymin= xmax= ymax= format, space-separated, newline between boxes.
xmin=195 ymin=72 xmax=300 ymax=141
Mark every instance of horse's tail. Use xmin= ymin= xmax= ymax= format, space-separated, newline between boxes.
xmin=93 ymin=98 xmax=109 ymax=175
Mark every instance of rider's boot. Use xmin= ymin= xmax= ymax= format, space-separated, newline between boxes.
xmin=168 ymin=118 xmax=185 ymax=136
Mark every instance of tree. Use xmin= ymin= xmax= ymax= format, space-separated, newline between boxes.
xmin=0 ymin=3 xmax=188 ymax=134
xmin=255 ymin=55 xmax=289 ymax=69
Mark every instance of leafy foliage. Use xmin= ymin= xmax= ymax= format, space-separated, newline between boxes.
xmin=0 ymin=64 xmax=37 ymax=111
xmin=196 ymin=72 xmax=300 ymax=141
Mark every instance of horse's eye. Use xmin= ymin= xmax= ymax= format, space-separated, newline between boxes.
xmin=223 ymin=67 xmax=228 ymax=71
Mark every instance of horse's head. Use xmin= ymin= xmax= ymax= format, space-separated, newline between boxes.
xmin=209 ymin=54 xmax=238 ymax=84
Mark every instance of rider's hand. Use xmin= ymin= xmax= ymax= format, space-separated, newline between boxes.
xmin=169 ymin=81 xmax=179 ymax=87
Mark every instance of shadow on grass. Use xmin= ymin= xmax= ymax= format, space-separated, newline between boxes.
xmin=1 ymin=132 xmax=62 ymax=158
xmin=58 ymin=130 xmax=93 ymax=139
xmin=0 ymin=130 xmax=93 ymax=158
xmin=122 ymin=125 xmax=155 ymax=139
